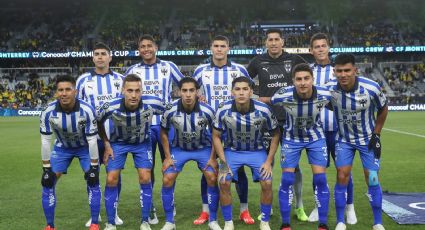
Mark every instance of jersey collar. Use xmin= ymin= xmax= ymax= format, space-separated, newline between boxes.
xmin=177 ymin=98 xmax=201 ymax=113
xmin=293 ymin=85 xmax=317 ymax=101
xmin=139 ymin=58 xmax=161 ymax=66
xmin=55 ymin=99 xmax=80 ymax=113
xmin=231 ymin=99 xmax=255 ymax=114
xmin=210 ymin=60 xmax=232 ymax=68
xmin=90 ymin=69 xmax=113 ymax=77
xmin=313 ymin=62 xmax=334 ymax=68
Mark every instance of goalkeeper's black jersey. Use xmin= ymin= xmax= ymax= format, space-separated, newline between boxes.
xmin=247 ymin=51 xmax=307 ymax=121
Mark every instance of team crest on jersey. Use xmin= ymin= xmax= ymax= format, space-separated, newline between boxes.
xmin=277 ymin=87 xmax=287 ymax=95
xmin=114 ymin=81 xmax=121 ymax=90
xmin=316 ymin=103 xmax=324 ymax=111
xmin=78 ymin=119 xmax=87 ymax=128
xmin=284 ymin=60 xmax=292 ymax=72
xmin=359 ymin=98 xmax=368 ymax=107
xmin=197 ymin=118 xmax=208 ymax=128
xmin=163 ymin=102 xmax=173 ymax=110
xmin=230 ymin=72 xmax=238 ymax=79
xmin=253 ymin=119 xmax=263 ymax=129
xmin=161 ymin=66 xmax=168 ymax=76
xmin=218 ymin=102 xmax=225 ymax=108
xmin=142 ymin=111 xmax=151 ymax=118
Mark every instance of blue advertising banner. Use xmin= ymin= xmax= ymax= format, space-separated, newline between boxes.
xmin=382 ymin=192 xmax=425 ymax=224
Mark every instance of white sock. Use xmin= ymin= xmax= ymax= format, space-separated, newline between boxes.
xmin=202 ymin=203 xmax=210 ymax=213
xmin=240 ymin=203 xmax=248 ymax=213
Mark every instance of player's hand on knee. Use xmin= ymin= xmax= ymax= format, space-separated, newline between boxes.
xmin=260 ymin=162 xmax=272 ymax=179
xmin=218 ymin=160 xmax=232 ymax=184
xmin=85 ymin=165 xmax=99 ymax=186
xmin=103 ymin=146 xmax=114 ymax=166
xmin=204 ymin=158 xmax=218 ymax=174
xmin=368 ymin=133 xmax=381 ymax=159
xmin=162 ymin=157 xmax=176 ymax=172
xmin=41 ymin=167 xmax=56 ymax=188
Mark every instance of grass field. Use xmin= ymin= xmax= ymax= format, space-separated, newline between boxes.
xmin=0 ymin=111 xmax=424 ymax=230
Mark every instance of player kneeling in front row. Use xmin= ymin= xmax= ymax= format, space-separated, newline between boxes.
xmin=98 ymin=74 xmax=166 ymax=230
xmin=270 ymin=63 xmax=331 ymax=230
xmin=213 ymin=77 xmax=280 ymax=230
xmin=40 ymin=75 xmax=101 ymax=230
xmin=159 ymin=77 xmax=221 ymax=230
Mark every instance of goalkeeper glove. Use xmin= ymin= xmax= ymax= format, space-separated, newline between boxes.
xmin=41 ymin=167 xmax=56 ymax=188
xmin=368 ymin=133 xmax=381 ymax=159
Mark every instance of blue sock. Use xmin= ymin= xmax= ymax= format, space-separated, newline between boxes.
xmin=334 ymin=183 xmax=347 ymax=223
xmin=201 ymin=175 xmax=208 ymax=205
xmin=347 ymin=174 xmax=354 ymax=204
xmin=117 ymin=174 xmax=122 ymax=201
xmin=279 ymin=172 xmax=295 ymax=224
xmin=368 ymin=184 xmax=383 ymax=225
xmin=42 ymin=186 xmax=56 ymax=227
xmin=236 ymin=168 xmax=248 ymax=204
xmin=260 ymin=203 xmax=272 ymax=222
xmin=140 ymin=183 xmax=152 ymax=222
xmin=207 ymin=185 xmax=219 ymax=221
xmin=88 ymin=183 xmax=101 ymax=224
xmin=221 ymin=204 xmax=233 ymax=221
xmin=313 ymin=173 xmax=329 ymax=225
xmin=161 ymin=185 xmax=175 ymax=223
xmin=104 ymin=186 xmax=118 ymax=225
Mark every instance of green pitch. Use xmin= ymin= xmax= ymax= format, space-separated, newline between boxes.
xmin=1 ymin=111 xmax=424 ymax=229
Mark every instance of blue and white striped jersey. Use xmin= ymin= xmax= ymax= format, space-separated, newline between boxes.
xmin=327 ymin=77 xmax=387 ymax=145
xmin=311 ymin=63 xmax=337 ymax=131
xmin=76 ymin=70 xmax=124 ymax=138
xmin=271 ymin=86 xmax=332 ymax=143
xmin=213 ymin=99 xmax=277 ymax=151
xmin=40 ymin=99 xmax=98 ymax=148
xmin=125 ymin=59 xmax=184 ymax=125
xmin=192 ymin=61 xmax=251 ymax=111
xmin=161 ymin=99 xmax=215 ymax=150
xmin=98 ymin=95 xmax=166 ymax=144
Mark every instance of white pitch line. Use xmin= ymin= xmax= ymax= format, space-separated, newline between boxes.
xmin=383 ymin=128 xmax=425 ymax=139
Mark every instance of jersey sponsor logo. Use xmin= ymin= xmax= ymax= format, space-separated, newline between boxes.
xmin=144 ymin=80 xmax=160 ymax=86
xmin=269 ymin=74 xmax=285 ymax=80
xmin=340 ymin=109 xmax=358 ymax=116
xmin=143 ymin=89 xmax=163 ymax=95
xmin=213 ymin=85 xmax=229 ymax=91
xmin=97 ymin=95 xmax=115 ymax=101
xmin=295 ymin=117 xmax=314 ymax=129
xmin=337 ymin=118 xmax=361 ymax=124
xmin=211 ymin=95 xmax=232 ymax=100
xmin=267 ymin=82 xmax=287 ymax=88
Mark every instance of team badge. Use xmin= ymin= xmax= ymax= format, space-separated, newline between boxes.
xmin=230 ymin=73 xmax=238 ymax=79
xmin=316 ymin=103 xmax=324 ymax=111
xmin=284 ymin=60 xmax=292 ymax=72
xmin=78 ymin=119 xmax=87 ymax=128
xmin=114 ymin=81 xmax=121 ymax=90
xmin=198 ymin=118 xmax=208 ymax=128
xmin=161 ymin=66 xmax=168 ymax=76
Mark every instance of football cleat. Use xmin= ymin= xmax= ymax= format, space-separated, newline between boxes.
xmin=208 ymin=221 xmax=222 ymax=230
xmin=193 ymin=211 xmax=209 ymax=225
xmin=335 ymin=222 xmax=346 ymax=230
xmin=295 ymin=208 xmax=308 ymax=221
xmin=89 ymin=223 xmax=100 ymax=230
xmin=239 ymin=210 xmax=255 ymax=224
xmin=104 ymin=223 xmax=116 ymax=230
xmin=140 ymin=221 xmax=152 ymax=230
xmin=160 ymin=222 xmax=176 ymax=230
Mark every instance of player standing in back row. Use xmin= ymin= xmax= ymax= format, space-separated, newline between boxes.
xmin=192 ymin=35 xmax=255 ymax=225
xmin=76 ymin=42 xmax=124 ymax=227
xmin=247 ymin=28 xmax=309 ymax=222
xmin=125 ymin=34 xmax=184 ymax=224
xmin=308 ymin=33 xmax=357 ymax=224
